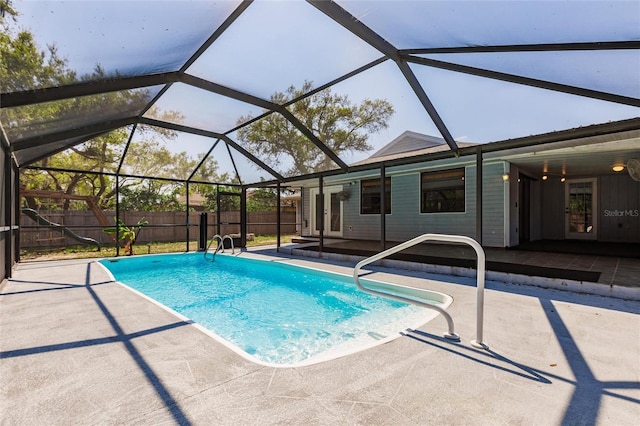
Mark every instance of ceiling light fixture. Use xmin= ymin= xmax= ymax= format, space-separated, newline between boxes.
xmin=542 ymin=175 xmax=548 ymax=181
xmin=612 ymin=164 xmax=624 ymax=172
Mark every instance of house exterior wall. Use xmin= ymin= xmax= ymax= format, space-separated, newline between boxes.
xmin=384 ymin=171 xmax=478 ymax=241
xmin=303 ymin=161 xmax=509 ymax=248
xmin=302 ymin=188 xmax=311 ymax=236
xmin=481 ymin=162 xmax=509 ymax=247
xmin=598 ymin=174 xmax=640 ymax=242
xmin=539 ymin=173 xmax=639 ymax=242
xmin=300 ymin=161 xmax=639 ymax=246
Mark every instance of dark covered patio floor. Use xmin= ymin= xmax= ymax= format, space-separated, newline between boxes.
xmin=293 ymin=238 xmax=640 ymax=289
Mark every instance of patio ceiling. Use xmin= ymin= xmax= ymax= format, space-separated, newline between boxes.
xmin=487 ymin=131 xmax=640 ymax=179
xmin=1 ymin=0 xmax=639 ymax=186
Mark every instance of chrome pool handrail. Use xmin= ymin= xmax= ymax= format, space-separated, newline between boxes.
xmin=204 ymin=234 xmax=223 ymax=261
xmin=353 ymin=233 xmax=488 ymax=349
xmin=221 ymin=235 xmax=235 ymax=254
xmin=204 ymin=234 xmax=235 ymax=261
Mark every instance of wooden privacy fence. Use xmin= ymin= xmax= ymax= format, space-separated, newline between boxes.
xmin=20 ymin=210 xmax=298 ymax=249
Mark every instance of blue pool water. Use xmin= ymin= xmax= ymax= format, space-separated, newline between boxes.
xmin=99 ymin=253 xmax=449 ymax=366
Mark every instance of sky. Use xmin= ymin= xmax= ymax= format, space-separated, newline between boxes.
xmin=8 ymin=0 xmax=640 ymax=179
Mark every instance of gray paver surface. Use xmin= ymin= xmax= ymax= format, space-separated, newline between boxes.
xmin=1 ymin=250 xmax=639 ymax=425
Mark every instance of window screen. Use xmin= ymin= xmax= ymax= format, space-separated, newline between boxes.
xmin=361 ymin=177 xmax=391 ymax=215
xmin=421 ymin=169 xmax=465 ymax=213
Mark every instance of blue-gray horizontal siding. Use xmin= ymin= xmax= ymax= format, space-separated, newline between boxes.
xmin=301 ymin=188 xmax=311 ymax=236
xmin=340 ymin=162 xmax=506 ymax=247
xmin=480 ymin=163 xmax=507 ymax=247
xmin=342 ymin=179 xmax=380 ymax=240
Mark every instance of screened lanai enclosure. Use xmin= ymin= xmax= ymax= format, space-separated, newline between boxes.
xmin=1 ymin=0 xmax=639 ymax=280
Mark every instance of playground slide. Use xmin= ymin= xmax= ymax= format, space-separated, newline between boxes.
xmin=22 ymin=208 xmax=101 ymax=250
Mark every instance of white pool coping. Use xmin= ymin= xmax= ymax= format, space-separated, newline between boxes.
xmin=96 ymin=252 xmax=454 ymax=368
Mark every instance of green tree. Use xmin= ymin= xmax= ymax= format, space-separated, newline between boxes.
xmin=118 ymin=182 xmax=182 ymax=212
xmin=0 ymin=2 xmax=73 ymax=92
xmin=247 ymin=188 xmax=277 ymax=212
xmin=103 ymin=217 xmax=148 ymax=255
xmin=118 ymin=141 xmax=224 ymax=212
xmin=21 ymin=128 xmax=130 ymax=210
xmin=20 ymin=123 xmax=216 ymax=212
xmin=200 ymin=185 xmax=241 ymax=212
xmin=1 ymin=1 xmax=17 ymax=19
xmin=236 ymin=81 xmax=394 ymax=176
xmin=2 ymin=3 xmax=224 ymax=212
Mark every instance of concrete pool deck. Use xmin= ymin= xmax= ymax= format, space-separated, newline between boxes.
xmin=1 ymin=249 xmax=639 ymax=425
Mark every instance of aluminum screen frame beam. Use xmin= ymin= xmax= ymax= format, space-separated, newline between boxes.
xmin=277 ymin=108 xmax=349 ymax=170
xmin=224 ymin=142 xmax=243 ymax=186
xmin=179 ymin=0 xmax=254 ymax=73
xmin=307 ymin=0 xmax=399 ymax=61
xmin=116 ymin=124 xmax=138 ymax=174
xmin=187 ymin=139 xmax=220 ymax=182
xmin=137 ymin=0 xmax=254 ymax=118
xmin=180 ymin=74 xmax=277 ymax=111
xmin=139 ymin=117 xmax=285 ymax=181
xmin=0 ymin=72 xmax=180 ymax=108
xmin=402 ymin=40 xmax=640 ymax=55
xmin=282 ymin=56 xmax=389 ymax=109
xmin=224 ymin=55 xmax=389 ymax=135
xmin=18 ymin=131 xmax=114 ymax=167
xmin=307 ymin=0 xmax=460 ymax=155
xmin=10 ymin=116 xmax=138 ymax=152
xmin=0 ymin=68 xmax=272 ymax=111
xmin=22 ymin=164 xmax=242 ymax=187
xmin=3 ymin=69 xmax=355 ymax=174
xmin=181 ymin=74 xmax=350 ymax=170
xmin=405 ymin=55 xmax=640 ymax=107
xmin=396 ymin=60 xmax=460 ymax=156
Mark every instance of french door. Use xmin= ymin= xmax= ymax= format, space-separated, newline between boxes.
xmin=310 ymin=186 xmax=343 ymax=237
xmin=565 ymin=178 xmax=597 ymax=240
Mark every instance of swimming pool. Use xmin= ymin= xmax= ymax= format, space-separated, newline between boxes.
xmin=98 ymin=252 xmax=452 ymax=366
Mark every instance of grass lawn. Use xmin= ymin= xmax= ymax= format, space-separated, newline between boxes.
xmin=19 ymin=234 xmax=299 ymax=261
